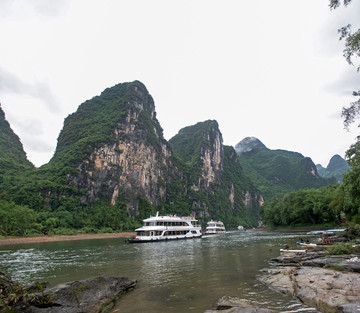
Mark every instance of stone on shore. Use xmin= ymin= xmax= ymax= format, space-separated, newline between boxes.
xmin=204 ymin=296 xmax=279 ymax=313
xmin=259 ymin=251 xmax=360 ymax=313
xmin=19 ymin=276 xmax=136 ymax=313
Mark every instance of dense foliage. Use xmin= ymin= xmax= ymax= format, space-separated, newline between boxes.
xmin=237 ymin=148 xmax=336 ymax=200
xmin=342 ymin=136 xmax=360 ymax=223
xmin=260 ymin=186 xmax=342 ymax=227
xmin=261 ymin=137 xmax=360 ymax=227
xmin=0 ymin=106 xmax=33 ymax=174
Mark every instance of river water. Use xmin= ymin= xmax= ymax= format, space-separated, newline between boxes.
xmin=0 ymin=230 xmax=319 ymax=312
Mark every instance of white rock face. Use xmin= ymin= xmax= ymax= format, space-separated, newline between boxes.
xmin=234 ymin=137 xmax=267 ymax=154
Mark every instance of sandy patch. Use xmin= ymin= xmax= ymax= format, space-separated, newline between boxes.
xmin=0 ymin=232 xmax=135 ymax=246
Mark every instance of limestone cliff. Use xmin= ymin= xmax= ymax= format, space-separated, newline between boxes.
xmin=13 ymin=81 xmax=262 ymax=227
xmin=170 ymin=121 xmax=262 ymax=226
xmin=52 ymin=81 xmax=183 ymax=215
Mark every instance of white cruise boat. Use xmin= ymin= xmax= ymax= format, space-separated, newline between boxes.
xmin=127 ymin=212 xmax=202 ymax=243
xmin=205 ymin=220 xmax=226 ymax=234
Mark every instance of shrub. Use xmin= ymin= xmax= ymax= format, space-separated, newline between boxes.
xmin=325 ymin=242 xmax=360 ymax=255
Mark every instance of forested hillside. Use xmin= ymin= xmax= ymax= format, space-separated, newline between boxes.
xmin=236 ymin=137 xmax=336 ymax=200
xmin=0 ymin=82 xmax=263 ymax=236
xmin=261 ymin=137 xmax=360 ymax=228
xmin=0 ymin=105 xmax=33 ymax=173
xmin=169 ymin=120 xmax=262 ymax=227
xmin=316 ymin=154 xmax=350 ymax=183
xmin=0 ymin=82 xmax=353 ymax=237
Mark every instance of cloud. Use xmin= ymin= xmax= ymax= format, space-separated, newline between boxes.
xmin=0 ymin=66 xmax=61 ymax=113
xmin=323 ymin=68 xmax=359 ymax=96
xmin=0 ymin=0 xmax=70 ymax=19
xmin=24 ymin=138 xmax=54 ymax=153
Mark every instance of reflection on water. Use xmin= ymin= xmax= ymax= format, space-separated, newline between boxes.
xmin=0 ymin=231 xmax=318 ymax=312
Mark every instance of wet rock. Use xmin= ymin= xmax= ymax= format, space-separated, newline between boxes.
xmin=259 ymin=261 xmax=360 ymax=313
xmin=204 ymin=296 xmax=279 ymax=313
xmin=302 ymin=254 xmax=360 ymax=272
xmin=20 ymin=276 xmax=136 ymax=313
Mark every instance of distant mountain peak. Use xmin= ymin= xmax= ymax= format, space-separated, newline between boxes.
xmin=234 ymin=137 xmax=268 ymax=154
xmin=316 ymin=154 xmax=350 ymax=183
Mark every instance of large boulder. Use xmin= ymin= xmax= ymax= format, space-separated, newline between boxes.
xmin=259 ymin=263 xmax=360 ymax=313
xmin=20 ymin=276 xmax=136 ymax=313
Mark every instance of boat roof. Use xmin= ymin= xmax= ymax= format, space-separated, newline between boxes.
xmin=144 ymin=214 xmax=197 ymax=222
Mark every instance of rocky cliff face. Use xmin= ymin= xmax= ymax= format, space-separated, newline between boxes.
xmin=235 ymin=136 xmax=268 ymax=154
xmin=196 ymin=122 xmax=223 ymax=189
xmin=3 ymin=81 xmax=262 ymax=227
xmin=170 ymin=122 xmax=263 ymax=225
xmin=61 ymin=82 xmax=182 ymax=215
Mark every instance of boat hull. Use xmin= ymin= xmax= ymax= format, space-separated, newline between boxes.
xmin=127 ymin=235 xmax=202 ymax=243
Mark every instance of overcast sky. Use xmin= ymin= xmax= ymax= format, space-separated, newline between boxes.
xmin=1 ymin=0 xmax=359 ymax=168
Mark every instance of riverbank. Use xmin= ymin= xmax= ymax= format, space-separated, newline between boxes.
xmin=258 ymin=248 xmax=360 ymax=313
xmin=0 ymin=232 xmax=135 ymax=246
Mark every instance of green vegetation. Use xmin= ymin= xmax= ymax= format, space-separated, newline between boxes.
xmin=237 ymin=148 xmax=336 ymax=200
xmin=0 ymin=82 xmax=156 ymax=235
xmin=169 ymin=121 xmax=260 ymax=228
xmin=325 ymin=242 xmax=360 ymax=255
xmin=261 ymin=136 xmax=360 ymax=228
xmin=1 ymin=77 xmax=358 ymax=236
xmin=342 ymin=136 xmax=360 ymax=223
xmin=0 ymin=198 xmax=143 ymax=236
xmin=0 ymin=269 xmax=53 ymax=311
xmin=0 ymin=106 xmax=34 ymax=174
xmin=316 ymin=154 xmax=350 ymax=183
xmin=323 ymin=264 xmax=345 ymax=271
xmin=260 ymin=186 xmax=342 ymax=227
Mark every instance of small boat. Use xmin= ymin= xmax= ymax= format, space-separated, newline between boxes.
xmin=205 ymin=220 xmax=226 ymax=234
xmin=237 ymin=225 xmax=246 ymax=231
xmin=127 ymin=212 xmax=202 ymax=243
xmin=306 ymin=228 xmax=348 ymax=235
xmin=297 ymin=242 xmax=317 ymax=248
xmin=280 ymin=249 xmax=306 ymax=254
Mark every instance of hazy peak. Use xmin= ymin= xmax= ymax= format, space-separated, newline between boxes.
xmin=234 ymin=137 xmax=267 ymax=154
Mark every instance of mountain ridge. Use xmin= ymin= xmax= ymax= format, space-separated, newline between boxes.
xmin=0 ymin=81 xmax=343 ymax=232
xmin=316 ymin=154 xmax=350 ymax=183
xmin=235 ymin=137 xmax=337 ymax=200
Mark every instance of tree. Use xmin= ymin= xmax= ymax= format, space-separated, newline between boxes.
xmin=342 ymin=136 xmax=360 ymax=222
xmin=329 ymin=0 xmax=360 ymax=128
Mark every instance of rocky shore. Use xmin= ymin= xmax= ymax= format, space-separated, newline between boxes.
xmin=258 ymin=249 xmax=360 ymax=313
xmin=205 ymin=248 xmax=360 ymax=313
xmin=1 ymin=275 xmax=136 ymax=313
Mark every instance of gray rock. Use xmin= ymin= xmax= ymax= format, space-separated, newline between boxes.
xmin=204 ymin=296 xmax=279 ymax=313
xmin=21 ymin=276 xmax=136 ymax=313
xmin=259 ymin=265 xmax=360 ymax=313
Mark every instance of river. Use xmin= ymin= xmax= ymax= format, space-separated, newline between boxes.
xmin=0 ymin=230 xmax=319 ymax=312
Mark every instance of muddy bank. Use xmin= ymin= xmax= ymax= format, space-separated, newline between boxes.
xmin=0 ymin=232 xmax=135 ymax=246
